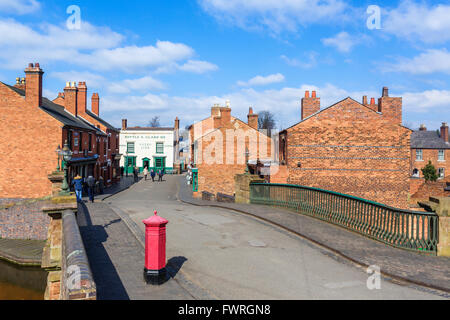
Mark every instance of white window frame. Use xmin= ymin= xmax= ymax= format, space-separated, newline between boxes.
xmin=416 ymin=149 xmax=423 ymax=161
xmin=438 ymin=149 xmax=445 ymax=161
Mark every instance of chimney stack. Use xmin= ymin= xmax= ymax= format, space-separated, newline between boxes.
xmin=362 ymin=96 xmax=368 ymax=105
xmin=77 ymin=81 xmax=87 ymax=114
xmin=24 ymin=63 xmax=44 ymax=107
xmin=64 ymin=81 xmax=78 ymax=116
xmin=92 ymin=93 xmax=100 ymax=116
xmin=301 ymin=90 xmax=320 ymax=120
xmin=122 ymin=119 xmax=127 ymax=130
xmin=174 ymin=117 xmax=179 ymax=130
xmin=378 ymin=87 xmax=402 ymax=125
xmin=441 ymin=122 xmax=449 ymax=143
xmin=419 ymin=124 xmax=427 ymax=131
xmin=247 ymin=107 xmax=258 ymax=129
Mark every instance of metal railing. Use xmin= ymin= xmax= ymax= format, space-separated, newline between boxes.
xmin=250 ymin=183 xmax=439 ymax=254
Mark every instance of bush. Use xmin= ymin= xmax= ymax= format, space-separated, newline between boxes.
xmin=421 ymin=161 xmax=438 ymax=182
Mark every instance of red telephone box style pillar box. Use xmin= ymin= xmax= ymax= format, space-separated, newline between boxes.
xmin=143 ymin=211 xmax=169 ymax=285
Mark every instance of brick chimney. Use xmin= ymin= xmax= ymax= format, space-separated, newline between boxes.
xmin=247 ymin=107 xmax=258 ymax=129
xmin=441 ymin=122 xmax=449 ymax=143
xmin=92 ymin=93 xmax=100 ymax=116
xmin=122 ymin=119 xmax=127 ymax=130
xmin=419 ymin=124 xmax=427 ymax=131
xmin=362 ymin=96 xmax=368 ymax=105
xmin=77 ymin=82 xmax=87 ymax=114
xmin=24 ymin=63 xmax=43 ymax=107
xmin=174 ymin=117 xmax=179 ymax=130
xmin=64 ymin=81 xmax=78 ymax=116
xmin=301 ymin=90 xmax=320 ymax=120
xmin=378 ymin=87 xmax=402 ymax=125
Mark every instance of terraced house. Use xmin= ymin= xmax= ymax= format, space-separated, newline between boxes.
xmin=0 ymin=63 xmax=119 ymax=199
xmin=276 ymin=87 xmax=411 ymax=209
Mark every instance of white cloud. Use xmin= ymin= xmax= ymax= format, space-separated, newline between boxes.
xmin=237 ymin=73 xmax=285 ymax=87
xmin=384 ymin=0 xmax=450 ymax=43
xmin=178 ymin=60 xmax=219 ymax=73
xmin=402 ymin=89 xmax=450 ymax=113
xmin=108 ymin=76 xmax=166 ymax=94
xmin=322 ymin=31 xmax=358 ymax=53
xmin=50 ymin=71 xmax=105 ymax=88
xmin=0 ymin=0 xmax=40 ymax=14
xmin=0 ymin=18 xmax=217 ymax=74
xmin=198 ymin=0 xmax=348 ymax=34
xmin=382 ymin=49 xmax=450 ymax=75
xmin=281 ymin=52 xmax=318 ymax=69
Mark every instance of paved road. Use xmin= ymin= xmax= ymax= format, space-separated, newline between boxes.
xmin=105 ymin=175 xmax=445 ymax=300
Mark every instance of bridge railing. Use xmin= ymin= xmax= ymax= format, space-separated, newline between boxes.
xmin=250 ymin=183 xmax=439 ymax=254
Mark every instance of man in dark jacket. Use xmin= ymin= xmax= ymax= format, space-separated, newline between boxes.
xmin=86 ymin=175 xmax=96 ymax=203
xmin=72 ymin=175 xmax=84 ymax=203
xmin=150 ymin=169 xmax=156 ymax=182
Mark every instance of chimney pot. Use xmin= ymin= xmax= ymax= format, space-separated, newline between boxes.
xmin=35 ymin=63 xmax=40 ymax=68
xmin=28 ymin=63 xmax=34 ymax=68
xmin=419 ymin=124 xmax=427 ymax=131
xmin=370 ymin=97 xmax=375 ymax=104
xmin=312 ymin=91 xmax=316 ymax=98
xmin=382 ymin=87 xmax=389 ymax=97
xmin=305 ymin=90 xmax=310 ymax=98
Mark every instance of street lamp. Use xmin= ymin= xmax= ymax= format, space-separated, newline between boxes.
xmin=60 ymin=140 xmax=73 ymax=196
xmin=125 ymin=151 xmax=129 ymax=177
xmin=244 ymin=148 xmax=250 ymax=175
xmin=55 ymin=145 xmax=61 ymax=171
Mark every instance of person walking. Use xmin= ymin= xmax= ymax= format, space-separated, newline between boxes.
xmin=133 ymin=166 xmax=138 ymax=182
xmin=99 ymin=176 xmax=104 ymax=195
xmin=150 ymin=169 xmax=156 ymax=182
xmin=158 ymin=169 xmax=164 ymax=182
xmin=86 ymin=174 xmax=96 ymax=203
xmin=72 ymin=175 xmax=84 ymax=203
xmin=143 ymin=166 xmax=149 ymax=181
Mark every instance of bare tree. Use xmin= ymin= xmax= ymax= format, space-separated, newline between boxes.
xmin=258 ymin=111 xmax=276 ymax=136
xmin=149 ymin=116 xmax=160 ymax=127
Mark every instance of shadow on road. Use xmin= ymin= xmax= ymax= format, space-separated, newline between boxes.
xmin=167 ymin=256 xmax=188 ymax=279
xmin=77 ymin=202 xmax=130 ymax=300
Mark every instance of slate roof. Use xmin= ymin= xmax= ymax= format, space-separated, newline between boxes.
xmin=124 ymin=127 xmax=174 ymax=131
xmin=2 ymin=82 xmax=97 ymax=131
xmin=411 ymin=130 xmax=450 ymax=149
xmin=85 ymin=110 xmax=118 ymax=131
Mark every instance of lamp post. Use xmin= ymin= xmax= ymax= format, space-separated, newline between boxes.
xmin=244 ymin=148 xmax=250 ymax=175
xmin=55 ymin=145 xmax=61 ymax=172
xmin=126 ymin=151 xmax=129 ymax=177
xmin=60 ymin=140 xmax=73 ymax=196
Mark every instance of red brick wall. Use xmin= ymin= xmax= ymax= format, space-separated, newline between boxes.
xmin=0 ymin=83 xmax=63 ymax=199
xmin=410 ymin=148 xmax=450 ymax=180
xmin=285 ymin=98 xmax=411 ymax=209
xmin=196 ymin=121 xmax=273 ymax=197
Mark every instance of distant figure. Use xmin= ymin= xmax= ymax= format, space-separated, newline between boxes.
xmin=143 ymin=166 xmax=149 ymax=181
xmin=72 ymin=175 xmax=84 ymax=203
xmin=120 ymin=166 xmax=124 ymax=177
xmin=158 ymin=169 xmax=164 ymax=182
xmin=133 ymin=167 xmax=139 ymax=182
xmin=99 ymin=176 xmax=104 ymax=195
xmin=150 ymin=169 xmax=156 ymax=182
xmin=86 ymin=175 xmax=96 ymax=203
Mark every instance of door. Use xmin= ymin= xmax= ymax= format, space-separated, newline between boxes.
xmin=125 ymin=156 xmax=136 ymax=174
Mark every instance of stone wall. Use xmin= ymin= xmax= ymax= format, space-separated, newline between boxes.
xmin=0 ymin=199 xmax=51 ymax=240
xmin=235 ymin=174 xmax=264 ymax=204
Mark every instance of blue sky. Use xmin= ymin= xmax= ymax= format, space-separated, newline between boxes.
xmin=0 ymin=0 xmax=449 ymax=130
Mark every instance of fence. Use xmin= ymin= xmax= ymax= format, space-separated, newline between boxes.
xmin=250 ymin=183 xmax=439 ymax=254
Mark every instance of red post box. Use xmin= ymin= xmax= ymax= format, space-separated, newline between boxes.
xmin=143 ymin=210 xmax=169 ymax=285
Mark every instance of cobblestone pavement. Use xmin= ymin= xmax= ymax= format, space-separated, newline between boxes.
xmin=104 ymin=175 xmax=447 ymax=299
xmin=178 ymin=176 xmax=450 ymax=295
xmin=76 ymin=201 xmax=194 ymax=300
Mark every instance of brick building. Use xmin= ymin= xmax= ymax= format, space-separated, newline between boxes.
xmin=410 ymin=122 xmax=450 ymax=198
xmin=53 ymin=82 xmax=121 ymax=185
xmin=0 ymin=63 xmax=119 ymax=199
xmin=277 ymin=88 xmax=411 ymax=209
xmin=188 ymin=102 xmax=274 ymax=197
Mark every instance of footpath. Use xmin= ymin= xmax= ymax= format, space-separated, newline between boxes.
xmin=177 ymin=177 xmax=450 ymax=294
